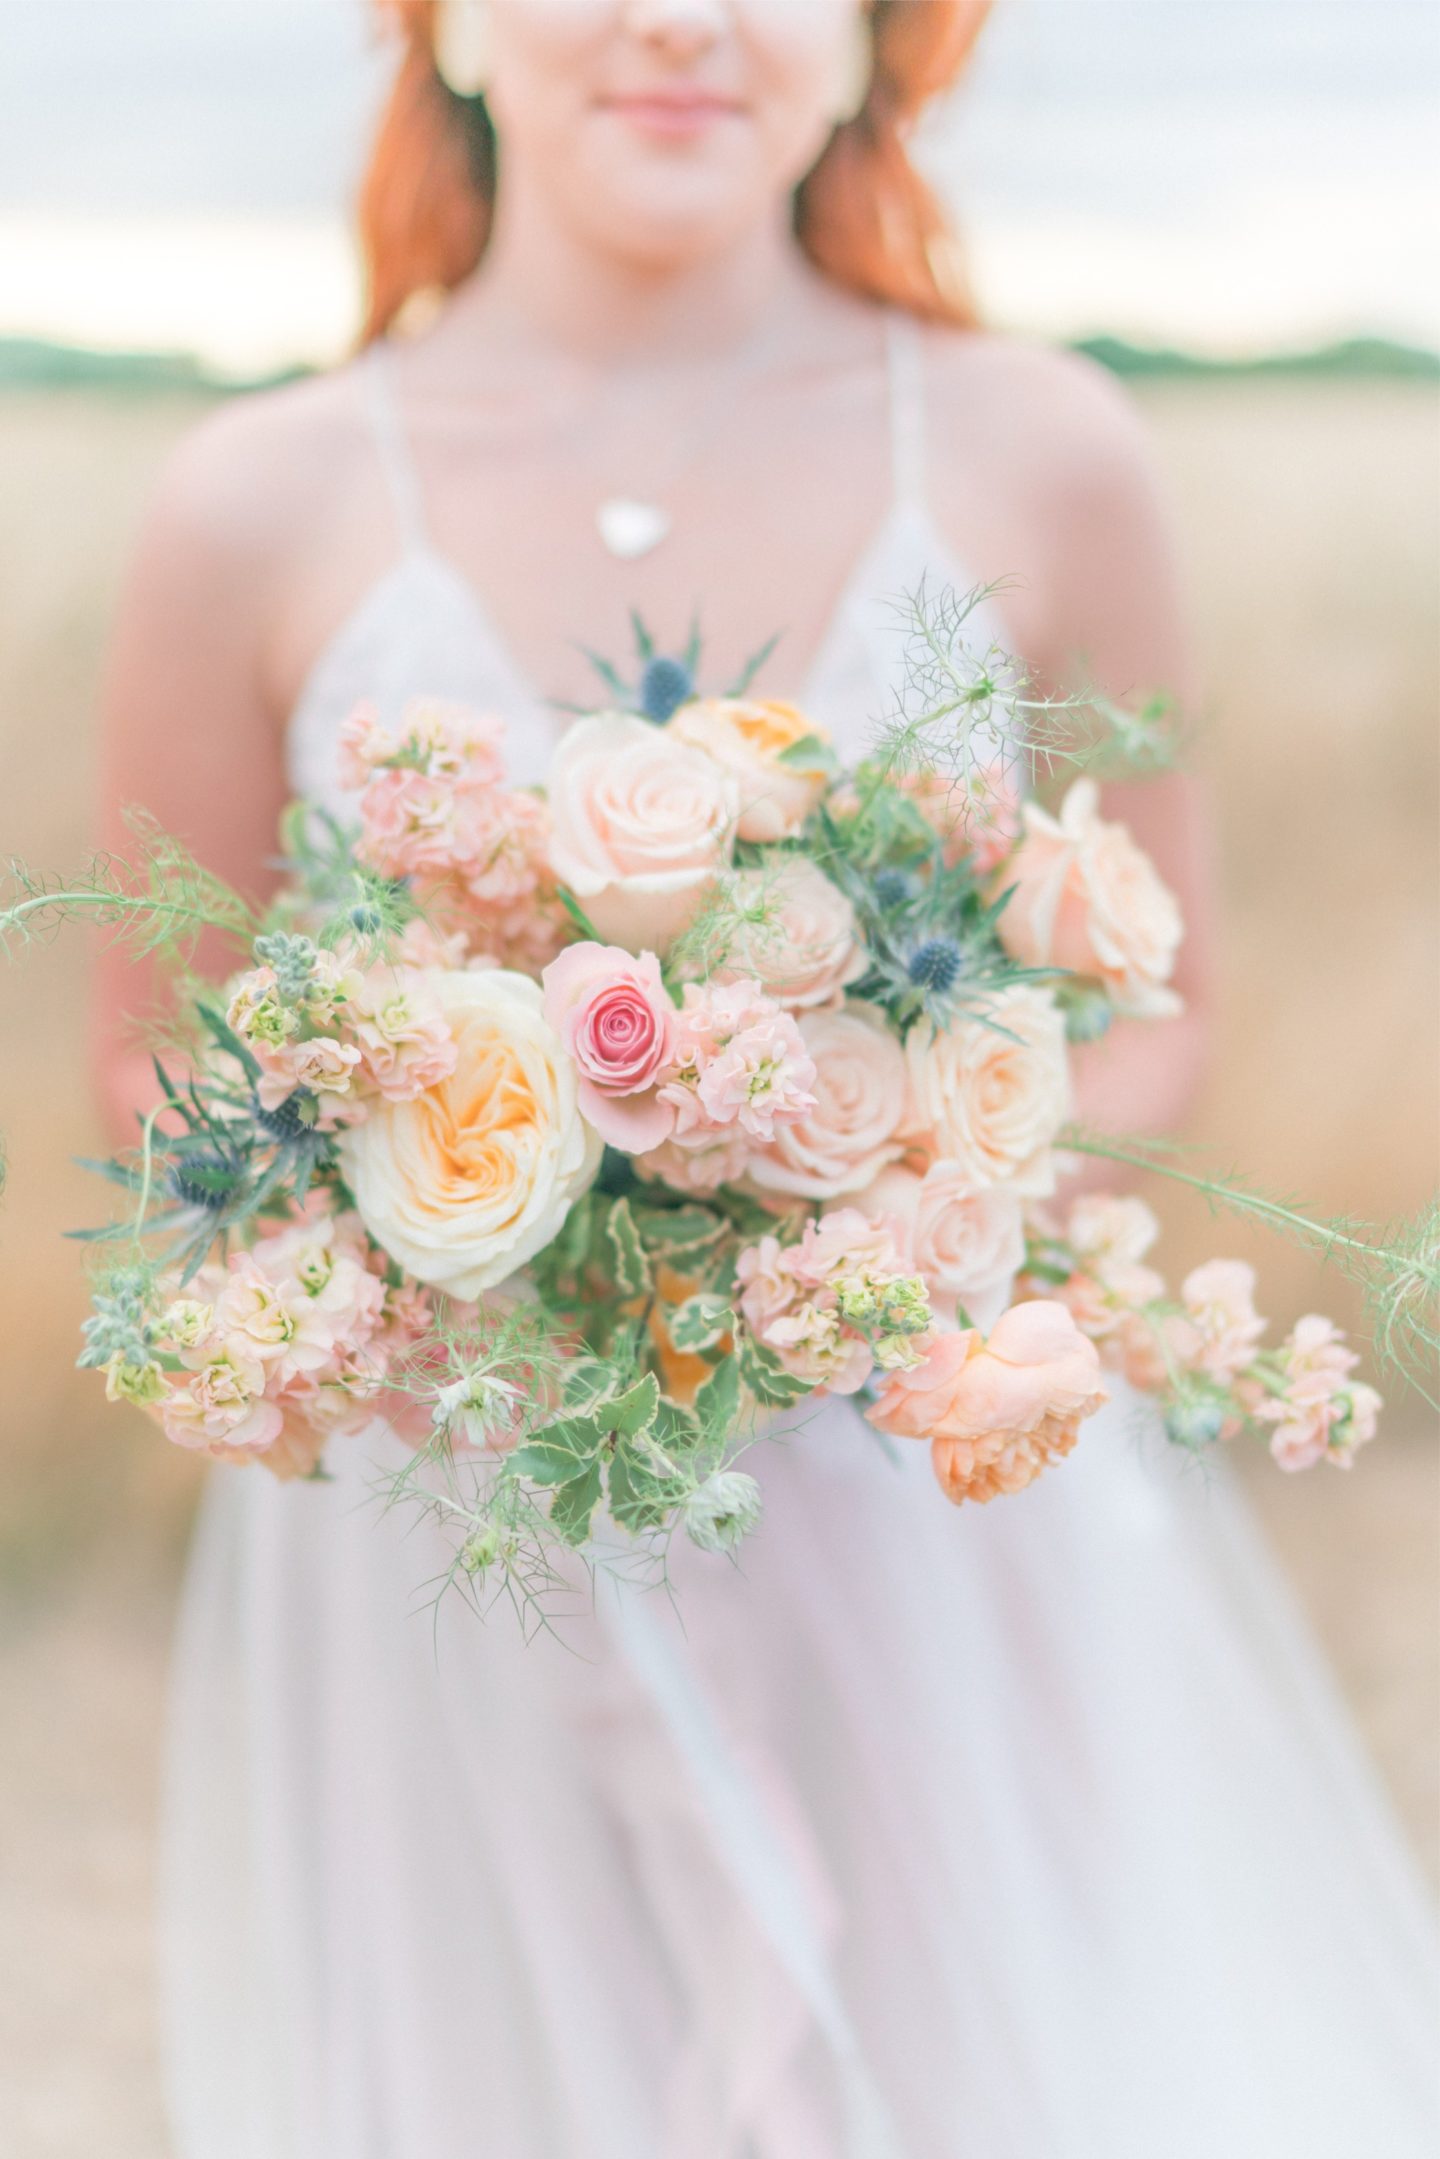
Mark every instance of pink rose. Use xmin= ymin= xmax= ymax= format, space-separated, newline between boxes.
xmin=669 ymin=697 xmax=830 ymax=843
xmin=868 ymin=1300 xmax=1107 ymax=1505
xmin=861 ymin=1161 xmax=1024 ymax=1329
xmin=541 ymin=942 xmax=678 ymax=1151
xmin=998 ymin=778 xmax=1183 ymax=1018
xmin=749 ymin=1003 xmax=908 ymax=1201
xmin=721 ymin=857 xmax=864 ymax=1009
xmin=547 ymin=712 xmax=738 ymax=952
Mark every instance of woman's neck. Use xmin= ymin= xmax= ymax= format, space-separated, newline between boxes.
xmin=445 ymin=182 xmax=821 ymax=372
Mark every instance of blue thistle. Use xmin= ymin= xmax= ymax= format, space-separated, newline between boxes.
xmin=169 ymin=1151 xmax=239 ymax=1211
xmin=639 ymin=654 xmax=695 ymax=723
xmin=255 ymin=1090 xmax=314 ymax=1142
xmin=907 ymin=938 xmax=964 ymax=994
xmin=872 ymin=869 xmax=916 ymax=914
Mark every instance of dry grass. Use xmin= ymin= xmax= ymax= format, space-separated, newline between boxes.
xmin=0 ymin=379 xmax=1435 ymax=2153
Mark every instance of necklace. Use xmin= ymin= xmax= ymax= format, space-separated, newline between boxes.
xmin=586 ymin=325 xmax=784 ymax=560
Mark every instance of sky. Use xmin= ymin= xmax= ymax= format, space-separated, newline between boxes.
xmin=1 ymin=0 xmax=1437 ymax=374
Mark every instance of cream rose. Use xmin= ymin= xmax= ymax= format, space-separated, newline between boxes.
xmin=547 ymin=712 xmax=739 ymax=952
xmin=749 ymin=1002 xmax=908 ymax=1201
xmin=859 ymin=1162 xmax=1025 ymax=1330
xmin=669 ymin=697 xmax=830 ymax=843
xmin=339 ymin=970 xmax=601 ymax=1298
xmin=904 ymin=984 xmax=1070 ymax=1196
xmin=998 ymin=778 xmax=1183 ymax=1018
xmin=722 ymin=857 xmax=865 ymax=1009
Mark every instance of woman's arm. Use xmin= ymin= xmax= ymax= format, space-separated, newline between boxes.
xmin=975 ymin=344 xmax=1218 ymax=1146
xmin=92 ymin=405 xmax=294 ymax=1146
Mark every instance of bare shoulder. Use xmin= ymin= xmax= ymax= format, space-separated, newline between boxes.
xmin=915 ymin=328 xmax=1187 ymax=688
xmin=140 ymin=365 xmax=370 ymax=573
xmin=923 ymin=328 xmax=1163 ymax=520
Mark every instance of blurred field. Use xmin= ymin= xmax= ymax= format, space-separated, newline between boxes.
xmin=0 ymin=378 xmax=1436 ymax=2152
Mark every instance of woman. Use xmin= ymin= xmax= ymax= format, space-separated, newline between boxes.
xmin=96 ymin=4 xmax=1437 ymax=2154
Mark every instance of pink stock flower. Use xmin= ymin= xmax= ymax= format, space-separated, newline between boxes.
xmin=736 ymin=1208 xmax=927 ymax=1397
xmin=644 ymin=979 xmax=816 ymax=1177
xmin=541 ymin=942 xmax=679 ymax=1151
xmin=1178 ymin=1259 xmax=1266 ymax=1383
xmin=254 ymin=1035 xmax=365 ymax=1119
xmin=1257 ymin=1315 xmax=1381 ymax=1472
xmin=347 ymin=968 xmax=458 ymax=1103
xmin=867 ymin=1300 xmax=1107 ymax=1505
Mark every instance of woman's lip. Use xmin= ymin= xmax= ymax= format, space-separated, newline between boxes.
xmin=599 ymin=91 xmax=744 ymax=136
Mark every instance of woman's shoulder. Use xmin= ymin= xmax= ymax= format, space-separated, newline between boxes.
xmin=921 ymin=325 xmax=1160 ymax=509
xmin=139 ymin=361 xmax=375 ymax=576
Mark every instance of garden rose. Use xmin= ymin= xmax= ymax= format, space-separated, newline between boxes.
xmin=547 ymin=712 xmax=738 ymax=952
xmin=904 ymin=984 xmax=1070 ymax=1196
xmin=998 ymin=778 xmax=1183 ymax=1018
xmin=868 ymin=1300 xmax=1107 ymax=1505
xmin=860 ymin=1162 xmax=1025 ymax=1329
xmin=721 ymin=857 xmax=865 ymax=1009
xmin=749 ymin=1003 xmax=908 ymax=1200
xmin=339 ymin=969 xmax=602 ymax=1297
xmin=669 ymin=697 xmax=830 ymax=842
xmin=541 ymin=942 xmax=678 ymax=1151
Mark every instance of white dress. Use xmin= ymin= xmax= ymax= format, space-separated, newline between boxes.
xmin=161 ymin=320 xmax=1439 ymax=2159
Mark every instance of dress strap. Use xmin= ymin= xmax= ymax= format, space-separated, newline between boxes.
xmin=360 ymin=342 xmax=429 ymax=555
xmin=884 ymin=312 xmax=927 ymax=513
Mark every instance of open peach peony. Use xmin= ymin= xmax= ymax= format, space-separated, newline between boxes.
xmin=868 ymin=1300 xmax=1107 ymax=1505
xmin=340 ymin=969 xmax=602 ymax=1298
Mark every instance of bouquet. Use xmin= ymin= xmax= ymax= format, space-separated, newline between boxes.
xmin=7 ymin=591 xmax=1426 ymax=1617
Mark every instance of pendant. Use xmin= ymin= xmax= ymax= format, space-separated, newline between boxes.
xmin=596 ymin=497 xmax=671 ymax=560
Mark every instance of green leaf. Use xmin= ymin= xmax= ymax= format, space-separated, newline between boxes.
xmin=736 ymin=1334 xmax=810 ymax=1409
xmin=548 ymin=1459 xmax=603 ymax=1547
xmin=668 ymin=1294 xmax=734 ymax=1356
xmin=605 ymin=1197 xmax=652 ymax=1298
xmin=630 ymin=1203 xmax=727 ymax=1262
xmin=651 ymin=1397 xmax=703 ymax=1453
xmin=509 ymin=1415 xmax=604 ymax=1487
xmin=696 ymin=1354 xmax=742 ymax=1436
xmin=607 ymin=1371 xmax=660 ymax=1439
xmin=196 ymin=1002 xmax=262 ymax=1084
xmin=629 ymin=607 xmax=656 ymax=662
xmin=555 ymin=886 xmax=605 ymax=943
xmin=774 ymin=732 xmax=837 ymax=774
xmin=606 ymin=1442 xmax=675 ymax=1534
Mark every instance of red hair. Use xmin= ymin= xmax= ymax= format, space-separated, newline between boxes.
xmin=358 ymin=1 xmax=993 ymax=343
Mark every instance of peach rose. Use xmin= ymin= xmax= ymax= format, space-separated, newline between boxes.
xmin=860 ymin=1162 xmax=1024 ymax=1329
xmin=998 ymin=778 xmax=1183 ymax=1018
xmin=868 ymin=1300 xmax=1107 ymax=1505
xmin=904 ymin=984 xmax=1070 ymax=1196
xmin=721 ymin=857 xmax=865 ymax=1009
xmin=339 ymin=969 xmax=602 ymax=1298
xmin=749 ymin=1002 xmax=908 ymax=1201
xmin=547 ymin=712 xmax=738 ymax=952
xmin=669 ymin=697 xmax=830 ymax=843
